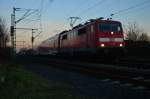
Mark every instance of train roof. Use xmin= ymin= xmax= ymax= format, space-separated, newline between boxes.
xmin=59 ymin=18 xmax=121 ymax=35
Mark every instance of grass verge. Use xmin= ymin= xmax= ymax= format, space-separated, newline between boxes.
xmin=0 ymin=63 xmax=76 ymax=99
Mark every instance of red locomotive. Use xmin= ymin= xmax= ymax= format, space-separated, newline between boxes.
xmin=38 ymin=18 xmax=125 ymax=56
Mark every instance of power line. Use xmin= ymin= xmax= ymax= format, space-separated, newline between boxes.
xmin=34 ymin=0 xmax=45 ymax=40
xmin=114 ymin=2 xmax=150 ymax=18
xmin=112 ymin=0 xmax=150 ymax=16
xmin=86 ymin=0 xmax=118 ymax=18
xmin=59 ymin=0 xmax=108 ymax=30
xmin=39 ymin=0 xmax=44 ymax=29
xmin=69 ymin=0 xmax=108 ymax=27
xmin=16 ymin=9 xmax=39 ymax=24
xmin=132 ymin=3 xmax=150 ymax=15
xmin=65 ymin=0 xmax=90 ymax=17
xmin=44 ymin=0 xmax=54 ymax=13
xmin=56 ymin=0 xmax=91 ymax=31
xmin=77 ymin=0 xmax=108 ymax=16
xmin=38 ymin=0 xmax=54 ymax=35
xmin=39 ymin=0 xmax=44 ymax=13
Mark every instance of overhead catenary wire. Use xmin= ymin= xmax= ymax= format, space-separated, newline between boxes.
xmin=112 ymin=0 xmax=150 ymax=16
xmin=64 ymin=0 xmax=91 ymax=17
xmin=58 ymin=0 xmax=108 ymax=31
xmin=39 ymin=0 xmax=44 ymax=30
xmin=77 ymin=0 xmax=108 ymax=17
xmin=37 ymin=0 xmax=54 ymax=36
xmin=131 ymin=3 xmax=150 ymax=16
xmin=16 ymin=9 xmax=39 ymax=24
xmin=113 ymin=2 xmax=150 ymax=18
xmin=56 ymin=0 xmax=91 ymax=31
xmin=43 ymin=0 xmax=54 ymax=13
xmin=33 ymin=0 xmax=44 ymax=39
xmin=67 ymin=0 xmax=108 ymax=27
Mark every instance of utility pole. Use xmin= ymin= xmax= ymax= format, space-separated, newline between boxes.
xmin=69 ymin=17 xmax=81 ymax=28
xmin=10 ymin=7 xmax=39 ymax=55
xmin=31 ymin=29 xmax=35 ymax=49
xmin=11 ymin=8 xmax=16 ymax=55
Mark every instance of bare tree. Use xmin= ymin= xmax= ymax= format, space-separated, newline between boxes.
xmin=125 ymin=22 xmax=149 ymax=42
xmin=138 ymin=33 xmax=149 ymax=41
xmin=0 ymin=17 xmax=9 ymax=48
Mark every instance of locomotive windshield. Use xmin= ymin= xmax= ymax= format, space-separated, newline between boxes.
xmin=99 ymin=22 xmax=122 ymax=32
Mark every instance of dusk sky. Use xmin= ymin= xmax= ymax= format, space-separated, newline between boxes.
xmin=0 ymin=0 xmax=150 ymax=48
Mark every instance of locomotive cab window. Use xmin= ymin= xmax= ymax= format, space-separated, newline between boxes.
xmin=62 ymin=34 xmax=67 ymax=40
xmin=111 ymin=24 xmax=121 ymax=32
xmin=99 ymin=23 xmax=122 ymax=32
xmin=78 ymin=28 xmax=86 ymax=35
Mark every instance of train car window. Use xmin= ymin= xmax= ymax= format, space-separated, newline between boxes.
xmin=78 ymin=28 xmax=86 ymax=35
xmin=62 ymin=34 xmax=67 ymax=40
xmin=74 ymin=30 xmax=77 ymax=37
xmin=71 ymin=31 xmax=74 ymax=39
xmin=70 ymin=31 xmax=72 ymax=40
xmin=71 ymin=32 xmax=74 ymax=39
xmin=91 ymin=25 xmax=94 ymax=33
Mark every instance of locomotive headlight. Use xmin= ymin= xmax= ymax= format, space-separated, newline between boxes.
xmin=120 ymin=44 xmax=123 ymax=47
xmin=101 ymin=44 xmax=105 ymax=47
xmin=111 ymin=32 xmax=114 ymax=35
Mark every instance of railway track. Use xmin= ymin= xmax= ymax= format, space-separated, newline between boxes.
xmin=17 ymin=55 xmax=150 ymax=90
xmin=111 ymin=56 xmax=150 ymax=70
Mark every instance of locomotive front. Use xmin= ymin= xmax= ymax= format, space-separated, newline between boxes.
xmin=97 ymin=20 xmax=124 ymax=48
xmin=94 ymin=19 xmax=125 ymax=56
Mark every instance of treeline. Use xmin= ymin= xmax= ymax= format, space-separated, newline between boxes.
xmin=124 ymin=22 xmax=150 ymax=57
xmin=125 ymin=22 xmax=150 ymax=42
xmin=0 ymin=17 xmax=11 ymax=60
